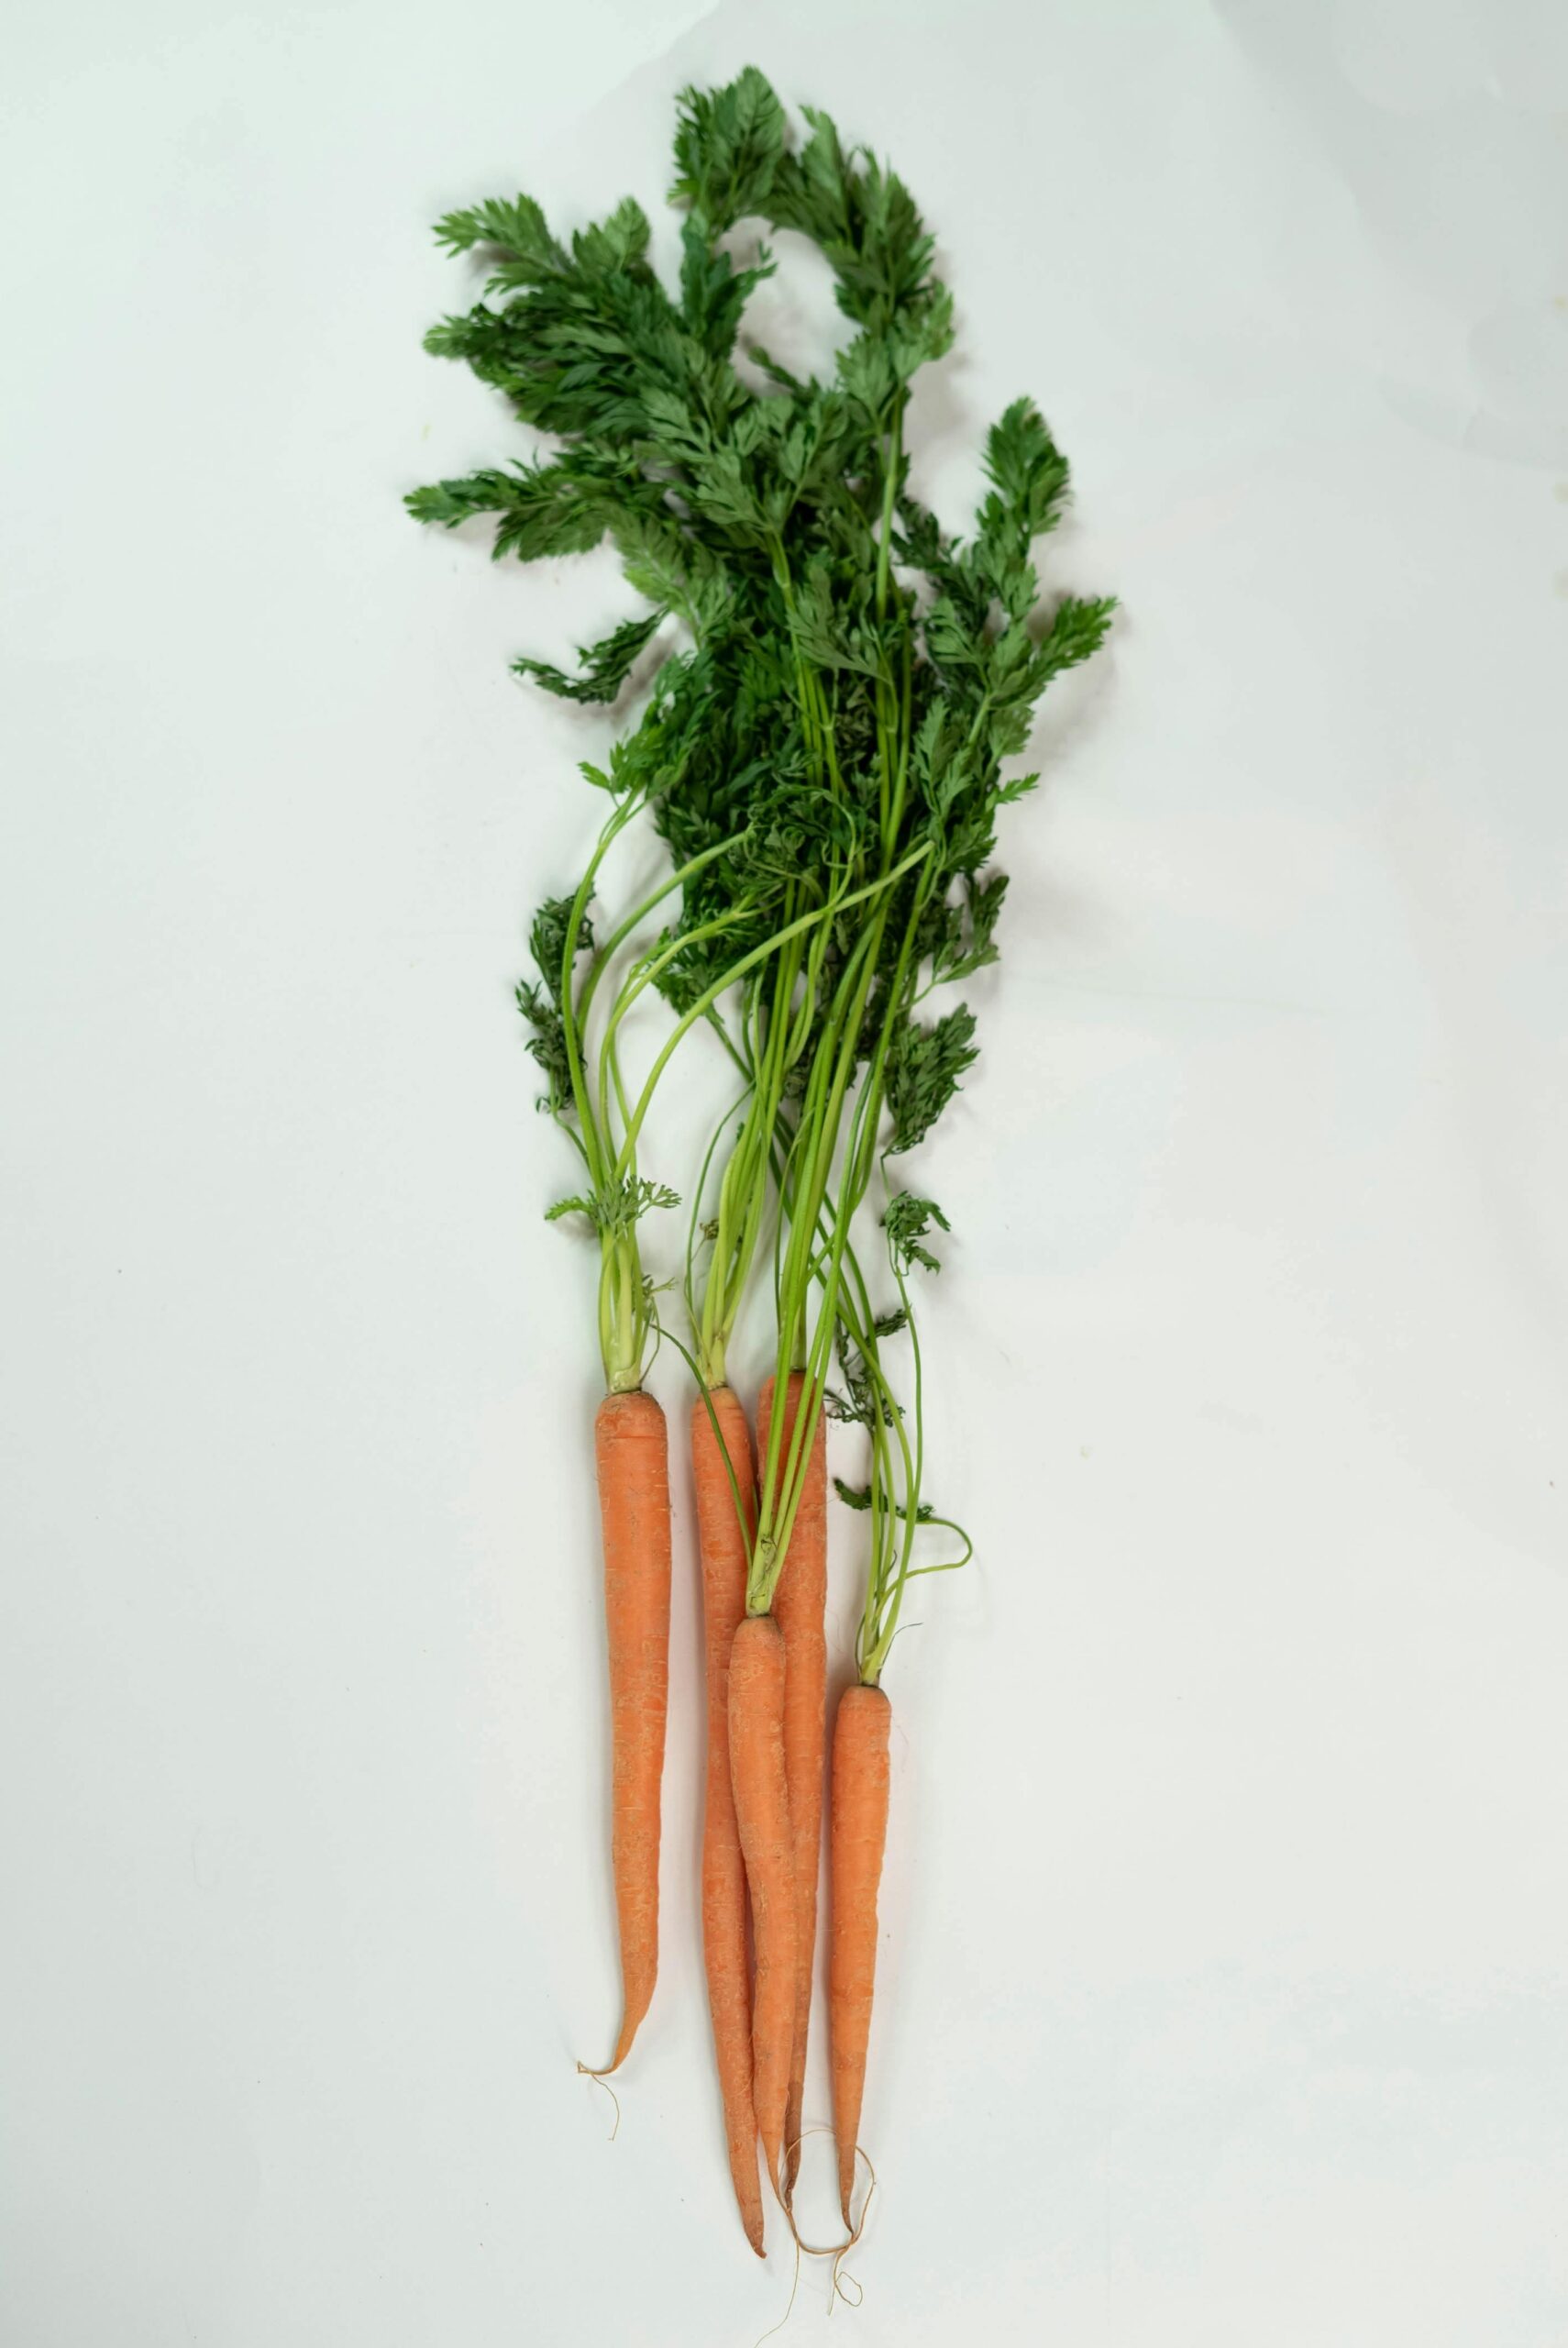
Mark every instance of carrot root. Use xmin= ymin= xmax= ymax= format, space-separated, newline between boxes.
xmin=758 ymin=1371 xmax=827 ymax=2202
xmin=829 ymin=1681 xmax=891 ymax=2225
xmin=591 ymin=1388 xmax=672 ymax=2075
xmin=691 ymin=1388 xmax=766 ymax=2256
xmin=729 ymin=1611 xmax=796 ymax=2200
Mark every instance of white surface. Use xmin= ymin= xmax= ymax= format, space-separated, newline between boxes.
xmin=4 ymin=2 xmax=1567 ymax=2342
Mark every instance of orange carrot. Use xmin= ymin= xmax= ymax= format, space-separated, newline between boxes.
xmin=757 ymin=1371 xmax=827 ymax=2198
xmin=829 ymin=1681 xmax=890 ymax=2224
xmin=591 ymin=1388 xmax=672 ymax=2074
xmin=691 ymin=1389 xmax=766 ymax=2256
xmin=729 ymin=1611 xmax=796 ymax=2198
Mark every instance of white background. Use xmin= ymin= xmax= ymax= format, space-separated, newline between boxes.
xmin=4 ymin=2 xmax=1567 ymax=2341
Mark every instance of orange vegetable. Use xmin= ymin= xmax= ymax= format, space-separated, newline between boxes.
xmin=590 ymin=1389 xmax=671 ymax=2073
xmin=728 ymin=1611 xmax=796 ymax=2198
xmin=757 ymin=1371 xmax=827 ymax=2198
xmin=691 ymin=1388 xmax=766 ymax=2254
xmin=829 ymin=1681 xmax=890 ymax=2222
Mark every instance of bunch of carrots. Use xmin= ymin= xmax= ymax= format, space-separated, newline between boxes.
xmin=409 ymin=67 xmax=1113 ymax=2257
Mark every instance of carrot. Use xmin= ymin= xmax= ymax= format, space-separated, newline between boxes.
xmin=591 ymin=1387 xmax=672 ymax=2074
xmin=414 ymin=67 xmax=1118 ymax=2255
xmin=691 ymin=1389 xmax=766 ymax=2255
xmin=757 ymin=1371 xmax=827 ymax=2198
xmin=829 ymin=1681 xmax=891 ymax=2224
xmin=728 ymin=1611 xmax=796 ymax=2198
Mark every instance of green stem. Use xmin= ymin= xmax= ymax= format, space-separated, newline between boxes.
xmin=613 ymin=843 xmax=932 ymax=1189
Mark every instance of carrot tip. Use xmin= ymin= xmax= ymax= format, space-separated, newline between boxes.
xmin=837 ymin=2140 xmax=877 ymax=2235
